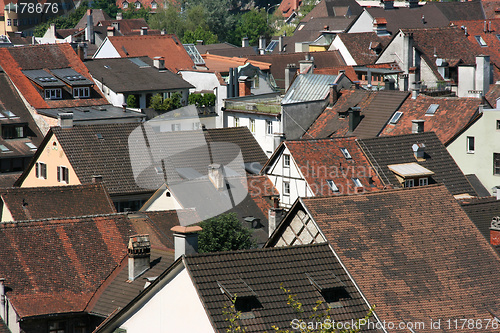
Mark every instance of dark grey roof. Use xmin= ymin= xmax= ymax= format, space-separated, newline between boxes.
xmin=84 ymin=57 xmax=194 ymax=93
xmin=460 ymin=196 xmax=500 ymax=246
xmin=50 ymin=68 xmax=93 ymax=87
xmin=358 ymin=132 xmax=477 ymax=196
xmin=465 ymin=174 xmax=491 ymax=197
xmin=22 ymin=69 xmax=65 ymax=88
xmin=36 ymin=105 xmax=146 ymax=122
xmin=433 ymin=1 xmax=485 ymax=21
xmin=185 ymin=243 xmax=376 ymax=332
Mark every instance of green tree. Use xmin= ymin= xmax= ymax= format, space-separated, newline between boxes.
xmin=148 ymin=4 xmax=187 ymax=38
xmin=126 ymin=94 xmax=137 ymax=108
xmin=150 ymin=93 xmax=165 ymax=110
xmin=231 ymin=8 xmax=274 ymax=46
xmin=188 ymin=93 xmax=204 ymax=107
xmin=33 ymin=2 xmax=89 ymax=37
xmin=122 ymin=6 xmax=150 ymax=19
xmin=202 ymin=93 xmax=216 ymax=107
xmin=188 ymin=93 xmax=216 ymax=107
xmin=183 ymin=26 xmax=218 ymax=44
xmin=198 ymin=213 xmax=255 ymax=253
xmin=92 ymin=0 xmax=119 ymax=18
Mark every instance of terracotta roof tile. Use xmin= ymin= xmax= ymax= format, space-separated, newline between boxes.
xmin=301 ymin=0 xmax=363 ymax=22
xmin=313 ymin=66 xmax=358 ymax=81
xmin=201 ymin=54 xmax=271 ymax=73
xmin=460 ymin=196 xmax=500 ymax=247
xmin=106 ymin=35 xmax=195 ymax=72
xmin=379 ymin=94 xmax=481 ymax=144
xmin=279 ymin=0 xmax=301 ymax=17
xmin=298 ymin=185 xmax=500 ymax=330
xmin=0 ymin=184 xmax=116 ymax=221
xmin=335 ymin=32 xmax=391 ymax=65
xmin=97 ymin=18 xmax=149 ymax=35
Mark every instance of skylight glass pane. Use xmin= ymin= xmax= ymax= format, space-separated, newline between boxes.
xmin=327 ymin=180 xmax=339 ymax=192
xmin=4 ymin=110 xmax=17 ymax=118
xmin=183 ymin=44 xmax=205 ymax=65
xmin=475 ymin=35 xmax=487 ymax=47
xmin=352 ymin=178 xmax=362 ymax=187
xmin=265 ymin=40 xmax=278 ymax=52
xmin=129 ymin=58 xmax=150 ymax=68
xmin=340 ymin=148 xmax=351 ymax=159
xmin=0 ymin=145 xmax=10 ymax=152
xmin=426 ymin=104 xmax=439 ymax=115
xmin=389 ymin=111 xmax=403 ymax=124
xmin=25 ymin=142 xmax=37 ymax=150
xmin=0 ymin=113 xmax=6 ymax=119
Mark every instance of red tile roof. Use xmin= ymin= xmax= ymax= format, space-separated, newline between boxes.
xmin=334 ymin=32 xmax=391 ymax=65
xmin=379 ymin=94 xmax=481 ymax=144
xmin=201 ymin=54 xmax=271 ymax=73
xmin=97 ymin=18 xmax=150 ymax=35
xmin=298 ymin=185 xmax=500 ymax=329
xmin=313 ymin=66 xmax=358 ymax=81
xmin=106 ymin=35 xmax=195 ymax=72
xmin=279 ymin=0 xmax=301 ymax=18
xmin=280 ymin=137 xmax=384 ymax=195
xmin=0 ymin=44 xmax=108 ymax=109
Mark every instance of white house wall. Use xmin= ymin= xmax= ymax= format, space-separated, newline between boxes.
xmin=120 ymin=267 xmax=215 ymax=333
xmin=143 ymin=187 xmax=183 ymax=211
xmin=267 ymin=146 xmax=312 ymax=208
xmin=420 ymin=59 xmax=438 ymax=89
xmin=447 ymin=109 xmax=500 ymax=195
xmin=92 ymin=38 xmax=120 ymax=59
xmin=329 ymin=36 xmax=357 ymax=66
xmin=346 ymin=10 xmax=374 ymax=33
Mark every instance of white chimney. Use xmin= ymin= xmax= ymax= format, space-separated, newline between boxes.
xmin=116 ymin=12 xmax=123 ymax=20
xmin=107 ymin=26 xmax=115 ymax=37
xmin=85 ymin=9 xmax=94 ymax=44
xmin=128 ymin=234 xmax=151 ymax=281
xmin=58 ymin=113 xmax=74 ymax=128
xmin=412 ymin=143 xmax=425 ymax=159
xmin=112 ymin=21 xmax=119 ymax=31
xmin=411 ymin=119 xmax=424 ymax=133
xmin=171 ymin=226 xmax=202 ymax=259
xmin=259 ymin=36 xmax=266 ymax=55
xmin=208 ymin=164 xmax=225 ymax=190
xmin=242 ymin=36 xmax=249 ymax=48
xmin=476 ymin=55 xmax=490 ymax=97
xmin=141 ymin=27 xmax=148 ymax=35
xmin=153 ymin=56 xmax=165 ymax=70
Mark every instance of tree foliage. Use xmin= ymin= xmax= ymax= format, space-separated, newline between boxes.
xmin=232 ymin=8 xmax=273 ymax=46
xmin=126 ymin=94 xmax=138 ymax=108
xmin=188 ymin=93 xmax=216 ymax=107
xmin=33 ymin=2 xmax=89 ymax=37
xmin=149 ymin=92 xmax=182 ymax=111
xmin=198 ymin=213 xmax=255 ymax=253
xmin=183 ymin=26 xmax=218 ymax=45
xmin=92 ymin=0 xmax=119 ymax=18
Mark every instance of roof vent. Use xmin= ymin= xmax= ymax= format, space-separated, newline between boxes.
xmin=58 ymin=113 xmax=74 ymax=129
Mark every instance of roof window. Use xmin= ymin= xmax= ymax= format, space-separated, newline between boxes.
xmin=340 ymin=148 xmax=351 ymax=159
xmin=475 ymin=35 xmax=487 ymax=47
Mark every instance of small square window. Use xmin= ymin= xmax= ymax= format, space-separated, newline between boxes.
xmin=467 ymin=136 xmax=475 ymax=153
xmin=404 ymin=179 xmax=414 ymax=188
xmin=36 ymin=162 xmax=47 ymax=179
xmin=419 ymin=177 xmax=428 ymax=186
xmin=352 ymin=178 xmax=362 ymax=187
xmin=234 ymin=117 xmax=239 ymax=127
xmin=327 ymin=180 xmax=339 ymax=192
xmin=283 ymin=154 xmax=290 ymax=168
xmin=57 ymin=166 xmax=69 ymax=183
xmin=171 ymin=123 xmax=180 ymax=131
xmin=283 ymin=181 xmax=290 ymax=195
xmin=340 ymin=148 xmax=351 ymax=159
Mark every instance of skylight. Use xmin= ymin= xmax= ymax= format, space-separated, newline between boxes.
xmin=4 ymin=111 xmax=17 ymax=119
xmin=183 ymin=44 xmax=205 ymax=65
xmin=25 ymin=142 xmax=37 ymax=150
xmin=265 ymin=40 xmax=278 ymax=52
xmin=352 ymin=178 xmax=362 ymax=187
xmin=475 ymin=35 xmax=487 ymax=47
xmin=96 ymin=133 xmax=103 ymax=140
xmin=340 ymin=148 xmax=352 ymax=159
xmin=327 ymin=180 xmax=339 ymax=192
xmin=389 ymin=111 xmax=403 ymax=124
xmin=0 ymin=145 xmax=11 ymax=153
xmin=426 ymin=104 xmax=439 ymax=115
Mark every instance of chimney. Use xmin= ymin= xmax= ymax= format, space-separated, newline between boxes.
xmin=490 ymin=217 xmax=500 ymax=246
xmin=373 ymin=18 xmax=388 ymax=36
xmin=128 ymin=234 xmax=151 ymax=281
xmin=86 ymin=9 xmax=94 ymax=44
xmin=228 ymin=68 xmax=234 ymax=98
xmin=107 ymin=26 xmax=115 ymax=37
xmin=285 ymin=63 xmax=298 ymax=92
xmin=383 ymin=0 xmax=394 ymax=9
xmin=278 ymin=35 xmax=284 ymax=53
xmin=116 ymin=12 xmax=123 ymax=20
xmin=208 ymin=164 xmax=225 ymax=190
xmin=348 ymin=107 xmax=361 ymax=132
xmin=497 ymin=187 xmax=500 ymax=200
xmin=384 ymin=78 xmax=395 ymax=90
xmin=112 ymin=21 xmax=119 ymax=31
xmin=161 ymin=29 xmax=166 ymax=35
xmin=299 ymin=54 xmax=314 ymax=73
xmin=122 ymin=103 xmax=127 ymax=112
xmin=484 ymin=20 xmax=487 ymax=33
xmin=171 ymin=226 xmax=202 ymax=259
xmin=242 ymin=36 xmax=249 ymax=48
xmin=411 ymin=119 xmax=424 ymax=133
xmin=153 ymin=56 xmax=165 ymax=70
xmin=258 ymin=35 xmax=266 ymax=55
xmin=268 ymin=197 xmax=285 ymax=236
xmin=329 ymin=83 xmax=338 ymax=106
xmin=58 ymin=113 xmax=74 ymax=128
xmin=402 ymin=32 xmax=414 ymax=91
xmin=77 ymin=43 xmax=85 ymax=61
xmin=196 ymin=39 xmax=204 ymax=45
xmin=0 ymin=278 xmax=5 ymax=321
xmin=238 ymin=76 xmax=252 ymax=97
xmin=92 ymin=175 xmax=103 ymax=183
xmin=476 ymin=55 xmax=491 ymax=97
xmin=421 ymin=15 xmax=426 ymax=24
xmin=140 ymin=27 xmax=148 ymax=35
xmin=408 ymin=0 xmax=419 ymax=8
xmin=412 ymin=143 xmax=425 ymax=159
xmin=49 ymin=23 xmax=56 ymax=38
xmin=411 ymin=89 xmax=418 ymax=99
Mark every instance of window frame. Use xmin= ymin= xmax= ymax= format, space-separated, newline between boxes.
xmin=266 ymin=120 xmax=273 ymax=135
xmin=404 ymin=179 xmax=414 ymax=188
xmin=340 ymin=148 xmax=352 ymax=159
xmin=496 ymin=120 xmax=500 ymax=130
xmin=494 ymin=153 xmax=500 ymax=175
xmin=283 ymin=181 xmax=290 ymax=196
xmin=419 ymin=177 xmax=428 ymax=186
xmin=327 ymin=179 xmax=339 ymax=192
xmin=57 ymin=166 xmax=69 ymax=184
xmin=352 ymin=177 xmax=362 ymax=188
xmin=234 ymin=117 xmax=239 ymax=127
xmin=466 ymin=136 xmax=475 ymax=153
xmin=249 ymin=118 xmax=255 ymax=133
xmin=73 ymin=87 xmax=90 ymax=98
xmin=44 ymin=88 xmax=62 ymax=100
xmin=283 ymin=154 xmax=290 ymax=168
xmin=475 ymin=35 xmax=487 ymax=47
xmin=35 ymin=162 xmax=47 ymax=179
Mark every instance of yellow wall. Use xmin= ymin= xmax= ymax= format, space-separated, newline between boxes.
xmin=21 ymin=134 xmax=81 ymax=187
xmin=309 ymin=45 xmax=328 ymax=52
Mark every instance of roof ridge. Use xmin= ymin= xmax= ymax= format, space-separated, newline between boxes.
xmin=186 ymin=242 xmax=329 ymax=258
xmin=0 ymin=212 xmax=129 ymax=226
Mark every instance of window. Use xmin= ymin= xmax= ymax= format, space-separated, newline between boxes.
xmin=419 ymin=177 xmax=428 ymax=186
xmin=495 ymin=153 xmax=500 ymax=175
xmin=340 ymin=148 xmax=351 ymax=159
xmin=57 ymin=166 xmax=69 ymax=183
xmin=2 ymin=125 xmax=26 ymax=139
xmin=467 ymin=136 xmax=475 ymax=153
xmin=36 ymin=162 xmax=47 ymax=179
xmin=151 ymin=1 xmax=157 ymax=8
xmin=283 ymin=181 xmax=290 ymax=195
xmin=249 ymin=119 xmax=255 ymax=133
xmin=73 ymin=87 xmax=90 ymax=98
xmin=266 ymin=120 xmax=273 ymax=135
xmin=352 ymin=178 xmax=362 ymax=187
xmin=234 ymin=117 xmax=239 ymax=127
xmin=497 ymin=120 xmax=500 ymax=130
xmin=404 ymin=179 xmax=414 ymax=188
xmin=327 ymin=180 xmax=339 ymax=192
xmin=389 ymin=111 xmax=403 ymax=124
xmin=49 ymin=321 xmax=66 ymax=333
xmin=192 ymin=122 xmax=201 ymax=130
xmin=425 ymin=104 xmax=439 ymax=115
xmin=13 ymin=19 xmax=18 ymax=26
xmin=45 ymin=88 xmax=62 ymax=100
xmin=7 ymin=19 xmax=11 ymax=26
xmin=135 ymin=1 xmax=141 ymax=8
xmin=123 ymin=1 xmax=128 ymax=8
xmin=475 ymin=35 xmax=487 ymax=47
xmin=171 ymin=123 xmax=181 ymax=131
xmin=283 ymin=154 xmax=290 ymax=168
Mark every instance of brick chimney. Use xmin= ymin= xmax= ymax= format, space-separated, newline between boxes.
xmin=107 ymin=26 xmax=115 ymax=37
xmin=491 ymin=217 xmax=500 ymax=246
xmin=208 ymin=164 xmax=225 ymax=190
xmin=329 ymin=83 xmax=338 ymax=106
xmin=171 ymin=226 xmax=202 ymax=259
xmin=268 ymin=197 xmax=285 ymax=236
xmin=411 ymin=119 xmax=424 ymax=133
xmin=128 ymin=234 xmax=151 ymax=281
xmin=58 ymin=113 xmax=74 ymax=128
xmin=238 ymin=76 xmax=252 ymax=97
xmin=285 ymin=63 xmax=298 ymax=92
xmin=348 ymin=107 xmax=361 ymax=132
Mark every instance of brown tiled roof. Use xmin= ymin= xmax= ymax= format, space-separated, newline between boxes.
xmin=460 ymin=196 xmax=500 ymax=247
xmin=0 ymin=318 xmax=10 ymax=333
xmin=299 ymin=184 xmax=500 ymax=330
xmin=486 ymin=83 xmax=500 ymax=106
xmin=482 ymin=0 xmax=500 ymax=19
xmin=304 ymin=89 xmax=409 ymax=139
xmin=0 ymin=44 xmax=108 ymax=109
xmin=185 ymin=243 xmax=376 ymax=332
xmin=0 ymin=210 xmax=185 ymax=319
xmin=196 ymin=42 xmax=238 ymax=54
xmin=201 ymin=54 xmax=271 ymax=73
xmin=75 ymin=9 xmax=111 ymax=29
xmin=433 ymin=1 xmax=485 ymax=21
xmin=279 ymin=0 xmax=301 ymax=17
xmin=247 ymin=51 xmax=346 ymax=90
xmin=274 ymin=137 xmax=384 ymax=195
xmin=0 ymin=184 xmax=116 ymax=221
xmin=0 ymin=174 xmax=22 ymax=188
xmin=313 ymin=66 xmax=357 ymax=81
xmin=301 ymin=0 xmax=363 ymax=22
xmin=380 ymin=94 xmax=481 ymax=144
xmin=335 ymin=32 xmax=391 ymax=65
xmin=97 ymin=18 xmax=149 ymax=35
xmin=6 ymin=32 xmax=31 ymax=45
xmin=105 ymin=35 xmax=195 ymax=73
xmin=359 ymin=132 xmax=477 ymax=196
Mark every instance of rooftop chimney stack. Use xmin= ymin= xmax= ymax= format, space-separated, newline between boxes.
xmin=285 ymin=63 xmax=298 ymax=92
xmin=259 ymin=36 xmax=266 ymax=55
xmin=268 ymin=198 xmax=285 ymax=236
xmin=171 ymin=226 xmax=202 ymax=260
xmin=208 ymin=164 xmax=225 ymax=190
xmin=238 ymin=76 xmax=252 ymax=97
xmin=86 ymin=9 xmax=94 ymax=44
xmin=329 ymin=83 xmax=338 ymax=106
xmin=383 ymin=0 xmax=394 ymax=9
xmin=242 ymin=36 xmax=249 ymax=48
xmin=299 ymin=54 xmax=314 ymax=73
xmin=490 ymin=217 xmax=500 ymax=246
xmin=408 ymin=0 xmax=419 ymax=8
xmin=92 ymin=175 xmax=103 ymax=183
xmin=476 ymin=55 xmax=491 ymax=97
xmin=107 ymin=26 xmax=115 ymax=37
xmin=348 ymin=107 xmax=361 ymax=132
xmin=141 ymin=27 xmax=148 ymax=35
xmin=58 ymin=113 xmax=74 ymax=128
xmin=112 ymin=21 xmax=119 ymax=31
xmin=412 ymin=143 xmax=425 ymax=160
xmin=128 ymin=234 xmax=151 ymax=281
xmin=0 ymin=278 xmax=5 ymax=321
xmin=279 ymin=35 xmax=284 ymax=53
xmin=116 ymin=12 xmax=123 ymax=20
xmin=411 ymin=119 xmax=424 ymax=133
xmin=153 ymin=56 xmax=165 ymax=70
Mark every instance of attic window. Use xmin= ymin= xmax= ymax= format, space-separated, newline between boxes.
xmin=96 ymin=133 xmax=103 ymax=140
xmin=122 ymin=1 xmax=128 ymax=8
xmin=218 ymin=279 xmax=262 ymax=317
xmin=151 ymin=1 xmax=157 ymax=8
xmin=496 ymin=34 xmax=500 ymax=42
xmin=389 ymin=111 xmax=403 ymax=124
xmin=352 ymin=178 xmax=362 ymax=187
xmin=135 ymin=1 xmax=141 ymax=8
xmin=327 ymin=180 xmax=339 ymax=192
xmin=25 ymin=142 xmax=37 ymax=150
xmin=340 ymin=148 xmax=351 ymax=159
xmin=4 ymin=110 xmax=18 ymax=119
xmin=306 ymin=271 xmax=350 ymax=308
xmin=0 ymin=145 xmax=11 ymax=153
xmin=154 ymin=166 xmax=163 ymax=174
xmin=475 ymin=35 xmax=487 ymax=47
xmin=426 ymin=104 xmax=439 ymax=115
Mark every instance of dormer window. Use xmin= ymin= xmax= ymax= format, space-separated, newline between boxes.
xmin=73 ymin=87 xmax=90 ymax=98
xmin=123 ymin=0 xmax=128 ymax=8
xmin=218 ymin=279 xmax=262 ymax=319
xmin=45 ymin=88 xmax=62 ymax=100
xmin=306 ymin=271 xmax=351 ymax=308
xmin=135 ymin=1 xmax=141 ymax=8
xmin=151 ymin=1 xmax=157 ymax=8
xmin=327 ymin=180 xmax=339 ymax=192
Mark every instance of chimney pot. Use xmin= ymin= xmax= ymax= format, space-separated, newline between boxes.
xmin=268 ymin=207 xmax=285 ymax=236
xmin=285 ymin=63 xmax=298 ymax=92
xmin=208 ymin=164 xmax=225 ymax=190
xmin=329 ymin=83 xmax=338 ymax=106
xmin=58 ymin=113 xmax=74 ymax=128
xmin=258 ymin=36 xmax=266 ymax=55
xmin=171 ymin=226 xmax=202 ymax=259
xmin=92 ymin=175 xmax=103 ymax=183
xmin=411 ymin=119 xmax=424 ymax=133
xmin=116 ymin=12 xmax=123 ymax=20
xmin=348 ymin=107 xmax=361 ymax=132
xmin=128 ymin=234 xmax=151 ymax=281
